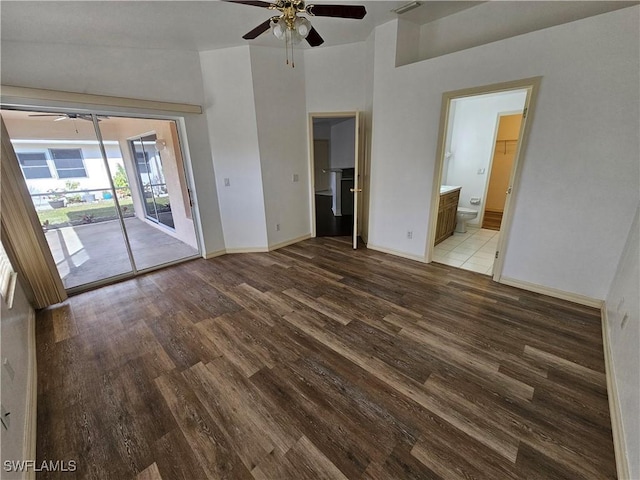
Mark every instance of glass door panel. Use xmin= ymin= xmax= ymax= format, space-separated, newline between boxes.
xmin=1 ymin=109 xmax=134 ymax=290
xmin=98 ymin=117 xmax=199 ymax=271
xmin=130 ymin=134 xmax=175 ymax=228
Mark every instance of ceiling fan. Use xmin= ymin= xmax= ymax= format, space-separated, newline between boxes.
xmin=28 ymin=113 xmax=109 ymax=122
xmin=228 ymin=0 xmax=366 ymax=65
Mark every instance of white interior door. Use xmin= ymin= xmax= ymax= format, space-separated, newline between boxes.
xmin=351 ymin=111 xmax=362 ymax=249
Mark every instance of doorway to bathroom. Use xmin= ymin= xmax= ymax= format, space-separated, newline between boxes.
xmin=427 ymin=78 xmax=540 ymax=279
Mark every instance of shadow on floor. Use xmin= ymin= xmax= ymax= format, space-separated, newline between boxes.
xmin=46 ymin=217 xmax=198 ymax=289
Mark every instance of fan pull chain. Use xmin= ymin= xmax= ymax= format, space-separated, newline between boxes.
xmin=285 ymin=29 xmax=290 ymax=66
xmin=282 ymin=29 xmax=295 ymax=68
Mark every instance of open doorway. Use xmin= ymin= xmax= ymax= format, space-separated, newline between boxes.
xmin=483 ymin=113 xmax=523 ymax=230
xmin=309 ymin=112 xmax=363 ymax=248
xmin=427 ymin=78 xmax=540 ymax=279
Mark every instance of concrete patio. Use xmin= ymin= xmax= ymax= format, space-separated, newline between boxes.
xmin=45 ymin=217 xmax=199 ymax=289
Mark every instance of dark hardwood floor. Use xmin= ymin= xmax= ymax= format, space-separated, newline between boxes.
xmin=35 ymin=237 xmax=616 ymax=479
xmin=315 ymin=194 xmax=353 ymax=237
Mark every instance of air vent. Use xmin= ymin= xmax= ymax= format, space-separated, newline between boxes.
xmin=392 ymin=2 xmax=423 ymax=15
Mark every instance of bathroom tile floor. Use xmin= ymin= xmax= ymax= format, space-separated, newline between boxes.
xmin=433 ymin=227 xmax=499 ymax=275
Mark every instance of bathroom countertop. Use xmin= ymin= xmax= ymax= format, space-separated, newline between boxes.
xmin=440 ymin=185 xmax=461 ymax=195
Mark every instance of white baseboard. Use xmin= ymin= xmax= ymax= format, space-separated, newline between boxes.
xmin=220 ymin=235 xmax=312 ymax=256
xmin=499 ymin=277 xmax=603 ymax=308
xmin=268 ymin=234 xmax=312 ymax=252
xmin=23 ymin=307 xmax=37 ymax=480
xmin=601 ymin=304 xmax=630 ymax=480
xmin=366 ymin=243 xmax=427 ymax=263
xmin=204 ymin=249 xmax=226 ymax=260
xmin=224 ymin=246 xmax=269 ymax=254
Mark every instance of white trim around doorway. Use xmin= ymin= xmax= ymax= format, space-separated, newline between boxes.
xmin=425 ymin=77 xmax=542 ymax=284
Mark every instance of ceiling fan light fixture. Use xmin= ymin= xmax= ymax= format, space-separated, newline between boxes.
xmin=270 ymin=18 xmax=286 ymax=39
xmin=294 ymin=16 xmax=311 ymax=38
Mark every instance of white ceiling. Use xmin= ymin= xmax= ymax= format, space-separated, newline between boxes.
xmin=0 ymin=1 xmax=635 ymax=53
xmin=0 ymin=1 xmax=483 ymax=51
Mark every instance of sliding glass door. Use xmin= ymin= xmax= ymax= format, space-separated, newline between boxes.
xmin=100 ymin=117 xmax=199 ymax=272
xmin=1 ymin=108 xmax=200 ymax=292
xmin=130 ymin=133 xmax=174 ymax=228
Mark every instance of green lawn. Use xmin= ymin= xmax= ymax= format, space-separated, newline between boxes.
xmin=37 ymin=196 xmax=171 ymax=227
xmin=38 ymin=198 xmax=135 ymax=226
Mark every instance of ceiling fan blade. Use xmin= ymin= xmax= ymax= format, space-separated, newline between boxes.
xmin=306 ymin=4 xmax=366 ymax=19
xmin=306 ymin=27 xmax=325 ymax=47
xmin=28 ymin=114 xmax=63 ymax=117
xmin=243 ymin=19 xmax=272 ymax=40
xmin=53 ymin=117 xmax=67 ymax=122
xmin=227 ymin=0 xmax=275 ymax=8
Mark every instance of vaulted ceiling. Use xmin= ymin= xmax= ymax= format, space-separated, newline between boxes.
xmin=1 ymin=1 xmax=634 ymax=53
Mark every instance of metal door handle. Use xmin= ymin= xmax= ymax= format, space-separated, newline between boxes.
xmin=350 ymin=188 xmax=362 ymax=193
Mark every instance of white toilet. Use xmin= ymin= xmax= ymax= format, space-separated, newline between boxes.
xmin=455 ymin=207 xmax=478 ymax=233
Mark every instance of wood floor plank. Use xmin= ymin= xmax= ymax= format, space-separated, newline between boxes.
xmin=195 ymin=314 xmax=272 ymax=377
xmin=283 ymin=310 xmax=521 ymax=462
xmin=252 ymin=435 xmax=349 ymax=480
xmin=155 ymin=370 xmax=253 ymax=479
xmin=136 ymin=462 xmax=163 ymax=480
xmin=361 ymin=444 xmax=443 ymax=480
xmin=35 ymin=236 xmax=615 ymax=479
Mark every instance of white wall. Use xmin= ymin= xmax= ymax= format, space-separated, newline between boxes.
xmin=330 ymin=118 xmax=355 ymax=169
xmin=200 ymin=46 xmax=269 ymax=251
xmin=304 ymin=39 xmax=375 ymax=240
xmin=250 ymin=46 xmax=310 ymax=247
xmin=1 ymin=279 xmax=34 ymax=479
xmin=304 ymin=42 xmax=368 ymax=113
xmin=445 ymin=91 xmax=526 ymax=225
xmin=368 ymin=7 xmax=639 ymax=299
xmin=0 ymin=40 xmax=225 ymax=256
xmin=606 ymin=204 xmax=640 ymax=480
xmin=417 ymin=2 xmax=635 ymax=62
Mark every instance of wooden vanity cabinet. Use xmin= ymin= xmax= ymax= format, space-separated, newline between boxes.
xmin=435 ymin=189 xmax=460 ymax=245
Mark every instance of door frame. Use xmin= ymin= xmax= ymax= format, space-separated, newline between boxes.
xmin=425 ymin=77 xmax=541 ymax=281
xmin=307 ymin=111 xmax=361 ymax=246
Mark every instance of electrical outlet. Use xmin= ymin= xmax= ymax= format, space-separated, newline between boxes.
xmin=224 ymin=178 xmax=230 ymax=187
xmin=292 ymin=174 xmax=299 ymax=182
xmin=621 ymin=312 xmax=629 ymax=329
xmin=407 ymin=231 xmax=413 ymax=240
xmin=276 ymin=224 xmax=281 ymax=232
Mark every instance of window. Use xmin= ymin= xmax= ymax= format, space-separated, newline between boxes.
xmin=49 ymin=148 xmax=87 ymax=178
xmin=16 ymin=152 xmax=52 ymax=179
xmin=134 ymin=151 xmax=150 ymax=174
